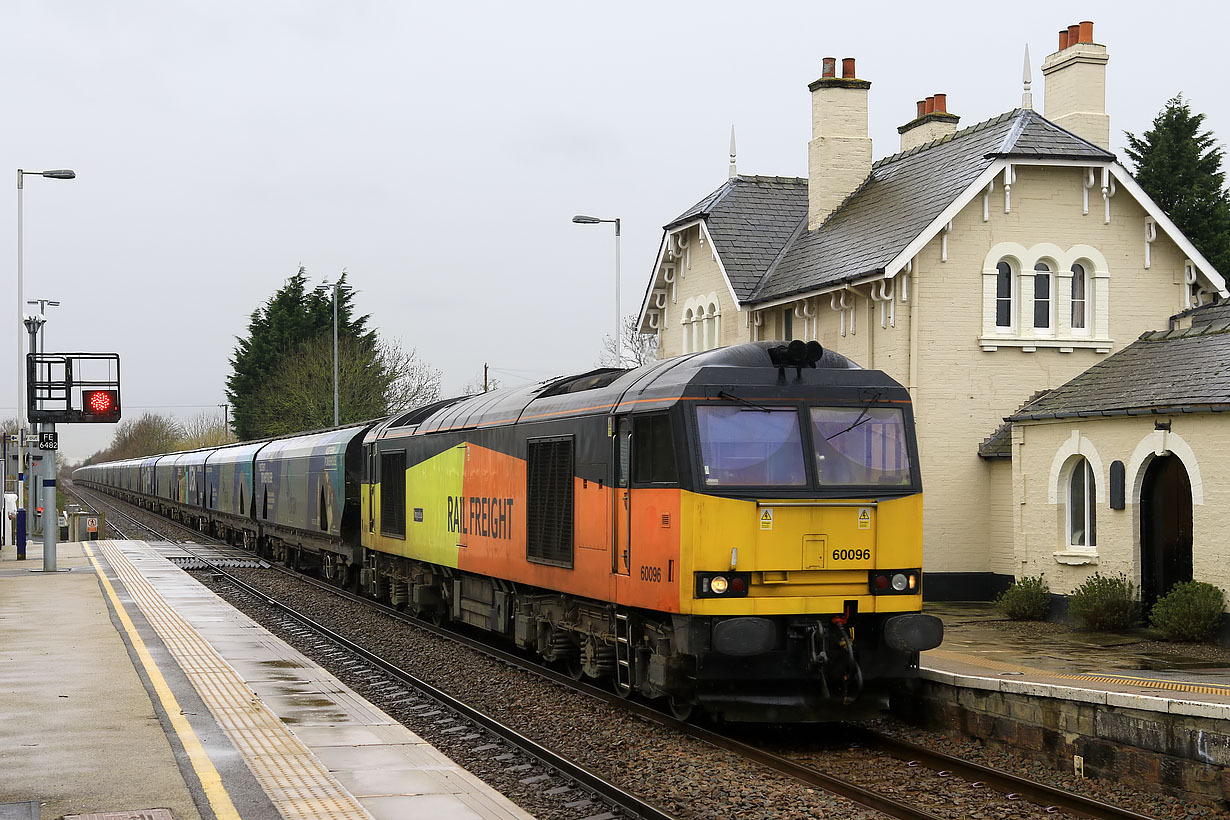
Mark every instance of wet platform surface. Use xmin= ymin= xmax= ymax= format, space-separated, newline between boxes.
xmin=923 ymin=602 xmax=1230 ymax=714
xmin=0 ymin=539 xmax=534 ymax=820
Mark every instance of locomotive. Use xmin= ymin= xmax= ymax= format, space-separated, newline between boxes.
xmin=76 ymin=340 xmax=942 ymax=721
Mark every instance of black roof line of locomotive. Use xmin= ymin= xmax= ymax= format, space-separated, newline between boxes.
xmin=377 ymin=342 xmax=882 ymax=438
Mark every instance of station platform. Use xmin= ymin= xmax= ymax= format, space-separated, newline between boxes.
xmin=0 ymin=539 xmax=535 ymax=820
xmin=922 ymin=602 xmax=1230 ymax=718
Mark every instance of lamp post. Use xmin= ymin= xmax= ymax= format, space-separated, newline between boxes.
xmin=16 ymin=169 xmax=74 ymax=558
xmin=319 ymin=278 xmax=351 ymax=428
xmin=572 ymin=214 xmax=622 ymax=367
xmin=218 ymin=403 xmax=229 ymax=436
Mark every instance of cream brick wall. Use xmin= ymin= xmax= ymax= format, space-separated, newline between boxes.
xmin=910 ymin=165 xmax=1193 ymax=575
xmin=1012 ymin=415 xmax=1228 ymax=601
xmin=651 ymin=162 xmax=1200 ymax=582
xmin=655 ymin=224 xmax=747 ymax=358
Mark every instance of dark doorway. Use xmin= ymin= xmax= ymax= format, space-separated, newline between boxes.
xmin=1140 ymin=454 xmax=1193 ymax=608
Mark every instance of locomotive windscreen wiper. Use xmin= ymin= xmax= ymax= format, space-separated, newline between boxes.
xmin=826 ymin=390 xmax=882 ymax=440
xmin=718 ymin=390 xmax=773 ymax=412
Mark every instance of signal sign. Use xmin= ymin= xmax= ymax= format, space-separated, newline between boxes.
xmin=84 ymin=389 xmax=117 ymax=416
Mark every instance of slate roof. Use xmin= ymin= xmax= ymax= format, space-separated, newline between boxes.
xmin=660 ymin=109 xmax=1114 ymax=307
xmin=1008 ymin=323 xmax=1230 ymax=422
xmin=1171 ymin=299 xmax=1230 ymax=329
xmin=665 ymin=175 xmax=808 ymax=300
xmin=978 ymin=390 xmax=1050 ymax=459
xmin=750 ymin=109 xmax=1114 ymax=302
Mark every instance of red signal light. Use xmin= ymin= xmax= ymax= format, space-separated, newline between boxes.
xmin=83 ymin=390 xmax=118 ymax=416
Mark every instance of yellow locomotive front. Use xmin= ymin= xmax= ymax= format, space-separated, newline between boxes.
xmin=654 ymin=347 xmax=942 ymax=721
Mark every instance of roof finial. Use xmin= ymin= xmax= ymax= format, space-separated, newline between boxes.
xmin=728 ymin=125 xmax=737 ymax=179
xmin=1022 ymin=44 xmax=1033 ymax=110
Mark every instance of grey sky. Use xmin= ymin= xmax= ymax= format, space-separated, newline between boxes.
xmin=5 ymin=0 xmax=1226 ymax=462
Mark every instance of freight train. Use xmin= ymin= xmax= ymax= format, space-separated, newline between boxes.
xmin=75 ymin=340 xmax=942 ymax=721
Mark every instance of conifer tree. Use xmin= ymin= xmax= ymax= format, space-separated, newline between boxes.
xmin=226 ymin=267 xmax=372 ymax=439
xmin=1125 ymin=95 xmax=1230 ymax=276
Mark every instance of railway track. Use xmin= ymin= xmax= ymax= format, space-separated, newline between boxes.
xmin=64 ymin=480 xmax=671 ymax=820
xmin=68 ymin=481 xmax=1160 ymax=820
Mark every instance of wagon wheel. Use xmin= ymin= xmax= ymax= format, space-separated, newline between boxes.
xmin=668 ymin=696 xmax=695 ymax=722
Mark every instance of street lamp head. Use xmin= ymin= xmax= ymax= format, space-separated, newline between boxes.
xmin=40 ymin=170 xmax=75 ymax=180
xmin=572 ymin=215 xmax=602 ymax=224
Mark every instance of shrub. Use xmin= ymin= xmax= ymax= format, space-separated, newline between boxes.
xmin=1068 ymin=573 xmax=1140 ymax=631
xmin=1150 ymin=581 xmax=1226 ymax=642
xmin=996 ymin=575 xmax=1051 ymax=621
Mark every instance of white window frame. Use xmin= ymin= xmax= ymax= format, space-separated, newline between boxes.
xmin=1070 ymin=261 xmax=1091 ymax=336
xmin=1032 ymin=260 xmax=1055 ymax=335
xmin=1066 ymin=456 xmax=1097 ymax=550
xmin=994 ymin=259 xmax=1016 ymax=332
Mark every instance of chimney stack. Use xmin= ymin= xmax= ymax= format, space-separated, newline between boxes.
xmin=807 ymin=57 xmax=872 ymax=230
xmin=898 ymin=93 xmax=960 ymax=153
xmin=1042 ymin=20 xmax=1110 ymax=149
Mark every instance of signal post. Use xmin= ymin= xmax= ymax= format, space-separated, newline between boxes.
xmin=26 ymin=352 xmax=121 ymax=572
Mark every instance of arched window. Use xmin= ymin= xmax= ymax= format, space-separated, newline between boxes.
xmin=995 ymin=260 xmax=1014 ymax=329
xmin=695 ymin=304 xmax=708 ymax=350
xmin=1070 ymin=262 xmax=1089 ymax=332
xmin=708 ymin=302 xmax=720 ymax=350
xmin=1067 ymin=457 xmax=1097 ymax=548
xmin=1033 ymin=261 xmax=1053 ymax=330
xmin=683 ymin=308 xmax=695 ymax=353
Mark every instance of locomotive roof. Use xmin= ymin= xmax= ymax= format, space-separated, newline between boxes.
xmin=368 ymin=342 xmax=908 ymax=441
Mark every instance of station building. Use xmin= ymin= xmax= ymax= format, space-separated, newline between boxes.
xmin=636 ymin=21 xmax=1228 ymax=600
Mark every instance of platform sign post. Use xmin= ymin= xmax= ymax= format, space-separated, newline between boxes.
xmin=26 ymin=352 xmax=121 ymax=573
xmin=39 ymin=422 xmax=56 ymax=572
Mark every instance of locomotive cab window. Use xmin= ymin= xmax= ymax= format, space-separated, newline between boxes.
xmin=380 ymin=450 xmax=407 ymax=538
xmin=632 ymin=414 xmax=677 ymax=484
xmin=526 ymin=436 xmax=574 ymax=567
xmin=696 ymin=406 xmax=807 ymax=487
xmin=810 ymin=406 xmax=912 ymax=487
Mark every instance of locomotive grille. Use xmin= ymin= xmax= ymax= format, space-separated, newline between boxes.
xmin=526 ymin=436 xmax=574 ymax=567
xmin=380 ymin=450 xmax=407 ymax=537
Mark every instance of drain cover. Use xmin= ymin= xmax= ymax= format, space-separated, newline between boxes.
xmin=64 ymin=811 xmax=174 ymax=820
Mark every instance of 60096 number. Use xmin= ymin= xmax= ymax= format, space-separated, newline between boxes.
xmin=832 ymin=548 xmax=870 ymax=562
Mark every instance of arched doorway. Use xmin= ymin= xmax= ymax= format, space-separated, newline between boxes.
xmin=1140 ymin=454 xmax=1193 ymax=608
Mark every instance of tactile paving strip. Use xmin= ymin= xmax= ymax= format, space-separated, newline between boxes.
xmin=98 ymin=541 xmax=372 ymax=820
xmin=927 ymin=648 xmax=1230 ymax=697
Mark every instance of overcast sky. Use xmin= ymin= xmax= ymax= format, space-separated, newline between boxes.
xmin=5 ymin=0 xmax=1227 ymax=462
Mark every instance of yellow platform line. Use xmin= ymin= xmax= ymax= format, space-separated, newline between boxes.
xmin=85 ymin=542 xmax=242 ymax=820
xmin=96 ymin=541 xmax=372 ymax=820
xmin=926 ymin=648 xmax=1230 ymax=698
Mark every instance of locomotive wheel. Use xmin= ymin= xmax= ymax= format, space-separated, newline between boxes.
xmin=668 ymin=696 xmax=695 ymax=722
xmin=563 ymin=655 xmax=584 ymax=681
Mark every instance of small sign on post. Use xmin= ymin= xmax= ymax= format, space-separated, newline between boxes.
xmin=38 ymin=431 xmax=58 ymax=451
xmin=86 ymin=517 xmax=98 ymax=534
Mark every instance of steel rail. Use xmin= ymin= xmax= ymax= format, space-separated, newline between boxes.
xmin=849 ymin=727 xmax=1158 ymax=820
xmin=179 ymin=544 xmax=678 ymax=820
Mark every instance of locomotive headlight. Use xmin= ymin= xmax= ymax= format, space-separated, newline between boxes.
xmin=891 ymin=573 xmax=908 ymax=591
xmin=710 ymin=575 xmax=730 ymax=594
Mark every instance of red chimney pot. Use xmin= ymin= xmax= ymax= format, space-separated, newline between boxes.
xmin=1059 ymin=29 xmax=1069 ymax=50
xmin=916 ymin=100 xmax=927 ymax=118
xmin=822 ymin=57 xmax=836 ymax=78
xmin=934 ymin=93 xmax=947 ymax=113
xmin=841 ymin=57 xmax=856 ymax=79
xmin=1079 ymin=20 xmax=1093 ymax=43
xmin=924 ymin=96 xmax=935 ymax=115
xmin=1067 ymin=24 xmax=1080 ymax=46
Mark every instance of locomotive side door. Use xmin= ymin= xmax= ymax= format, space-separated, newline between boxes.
xmin=613 ymin=416 xmax=631 ymax=575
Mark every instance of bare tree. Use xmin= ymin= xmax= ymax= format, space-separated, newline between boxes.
xmin=81 ymin=413 xmax=184 ymax=464
xmin=598 ymin=314 xmax=659 ymax=368
xmin=461 ymin=369 xmax=501 ymax=395
xmin=246 ymin=334 xmax=443 ymax=437
xmin=176 ymin=412 xmax=236 ymax=451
